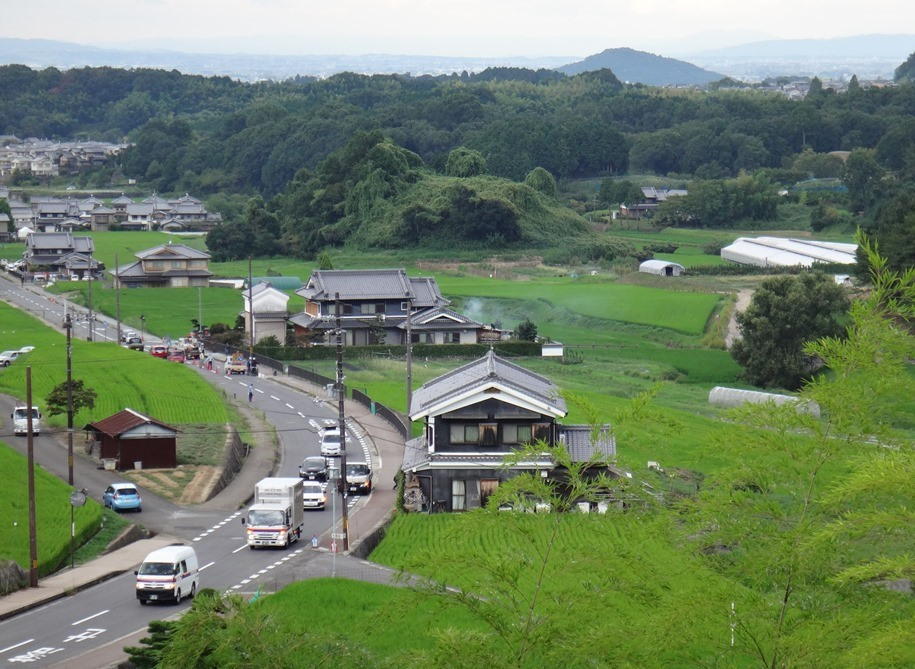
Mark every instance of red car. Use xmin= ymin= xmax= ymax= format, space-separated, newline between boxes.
xmin=150 ymin=345 xmax=168 ymax=359
xmin=166 ymin=348 xmax=186 ymax=363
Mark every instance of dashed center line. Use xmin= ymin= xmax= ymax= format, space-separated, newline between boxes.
xmin=270 ymin=394 xmax=281 ymax=401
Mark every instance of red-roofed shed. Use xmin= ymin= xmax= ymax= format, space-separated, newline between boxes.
xmin=85 ymin=408 xmax=178 ymax=470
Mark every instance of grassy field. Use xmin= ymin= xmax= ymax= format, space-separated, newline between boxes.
xmin=0 ymin=301 xmax=232 ymax=427
xmin=0 ymin=442 xmax=103 ymax=578
xmin=434 ymin=274 xmax=720 ymax=335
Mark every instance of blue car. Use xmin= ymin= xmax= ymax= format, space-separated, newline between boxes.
xmin=103 ymin=483 xmax=142 ymax=512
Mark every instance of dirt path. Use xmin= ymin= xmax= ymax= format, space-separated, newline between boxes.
xmin=725 ymin=289 xmax=753 ymax=350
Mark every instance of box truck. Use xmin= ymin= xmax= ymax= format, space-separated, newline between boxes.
xmin=11 ymin=406 xmax=41 ymax=436
xmin=243 ymin=477 xmax=304 ymax=548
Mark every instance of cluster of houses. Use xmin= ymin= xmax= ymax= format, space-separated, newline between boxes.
xmin=616 ymin=186 xmax=688 ymax=220
xmin=0 ymin=137 xmax=127 ymax=178
xmin=2 ymin=189 xmax=222 ymax=238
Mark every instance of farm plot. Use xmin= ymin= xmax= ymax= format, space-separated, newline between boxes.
xmin=0 ymin=301 xmax=232 ymax=427
xmin=434 ymin=275 xmax=720 ymax=335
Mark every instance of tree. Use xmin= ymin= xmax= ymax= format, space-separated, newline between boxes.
xmin=842 ymin=148 xmax=885 ymax=212
xmin=317 ymin=251 xmax=334 ymax=270
xmin=0 ymin=197 xmax=12 ymax=234
xmin=445 ymin=146 xmax=486 ymax=177
xmin=523 ymin=167 xmax=556 ymax=197
xmin=894 ymin=50 xmax=915 ymax=82
xmin=731 ymin=273 xmax=849 ymax=389
xmin=45 ymin=379 xmax=97 ymax=417
xmin=516 ymin=318 xmax=538 ymax=341
xmin=861 ymin=188 xmax=915 ymax=274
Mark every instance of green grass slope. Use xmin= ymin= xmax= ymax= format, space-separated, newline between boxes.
xmin=0 ymin=301 xmax=231 ymax=426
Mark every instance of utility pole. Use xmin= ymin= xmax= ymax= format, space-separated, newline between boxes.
xmin=65 ymin=313 xmax=73 ymax=485
xmin=405 ymin=296 xmax=413 ymax=413
xmin=197 ymin=286 xmax=203 ymax=334
xmin=247 ymin=257 xmax=254 ymax=361
xmin=26 ymin=367 xmax=38 ymax=587
xmin=86 ymin=267 xmax=94 ymax=342
xmin=335 ymin=293 xmax=349 ymax=552
xmin=114 ymin=252 xmax=121 ymax=344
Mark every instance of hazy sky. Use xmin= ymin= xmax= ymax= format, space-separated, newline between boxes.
xmin=7 ymin=0 xmax=915 ymax=56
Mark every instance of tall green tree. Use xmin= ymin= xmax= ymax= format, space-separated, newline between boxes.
xmin=842 ymin=148 xmax=885 ymax=212
xmin=731 ymin=273 xmax=849 ymax=389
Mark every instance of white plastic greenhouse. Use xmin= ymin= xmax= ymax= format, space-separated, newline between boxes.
xmin=708 ymin=386 xmax=820 ymax=417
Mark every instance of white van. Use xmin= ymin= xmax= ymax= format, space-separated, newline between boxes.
xmin=135 ymin=544 xmax=199 ymax=604
xmin=11 ymin=406 xmax=41 ymax=436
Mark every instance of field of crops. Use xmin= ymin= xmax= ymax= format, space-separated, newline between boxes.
xmin=435 ymin=275 xmax=720 ymax=334
xmin=0 ymin=442 xmax=102 ymax=578
xmin=0 ymin=301 xmax=232 ymax=426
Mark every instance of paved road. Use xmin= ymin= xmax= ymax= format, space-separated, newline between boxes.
xmin=0 ymin=275 xmax=383 ymax=667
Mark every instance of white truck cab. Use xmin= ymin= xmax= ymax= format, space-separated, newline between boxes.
xmin=243 ymin=478 xmax=305 ymax=548
xmin=11 ymin=406 xmax=41 ymax=436
xmin=135 ymin=544 xmax=199 ymax=604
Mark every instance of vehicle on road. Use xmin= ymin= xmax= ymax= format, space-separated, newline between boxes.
xmin=11 ymin=406 xmax=41 ymax=435
xmin=320 ymin=432 xmax=342 ymax=457
xmin=243 ymin=478 xmax=304 ymax=548
xmin=103 ymin=482 xmax=142 ymax=512
xmin=345 ymin=461 xmax=373 ymax=494
xmin=299 ymin=455 xmax=328 ymax=481
xmin=150 ymin=345 xmax=168 ymax=358
xmin=17 ymin=346 xmax=35 ymax=354
xmin=135 ymin=544 xmax=199 ymax=604
xmin=166 ymin=348 xmax=186 ymax=363
xmin=225 ymin=353 xmax=247 ymax=374
xmin=302 ymin=482 xmax=327 ymax=509
xmin=0 ymin=350 xmax=21 ymax=366
xmin=125 ymin=336 xmax=145 ymax=351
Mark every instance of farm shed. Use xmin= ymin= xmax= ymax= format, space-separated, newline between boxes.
xmin=721 ymin=237 xmax=857 ymax=267
xmin=639 ymin=259 xmax=686 ymax=276
xmin=708 ymin=386 xmax=820 ymax=417
xmin=85 ymin=408 xmax=178 ymax=470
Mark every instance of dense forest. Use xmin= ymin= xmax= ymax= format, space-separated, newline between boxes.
xmin=1 ymin=61 xmax=915 ymax=261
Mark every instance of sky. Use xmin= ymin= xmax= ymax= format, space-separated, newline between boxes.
xmin=6 ymin=0 xmax=915 ymax=57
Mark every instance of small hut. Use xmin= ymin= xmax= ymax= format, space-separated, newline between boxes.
xmin=639 ymin=259 xmax=685 ymax=277
xmin=85 ymin=408 xmax=178 ymax=470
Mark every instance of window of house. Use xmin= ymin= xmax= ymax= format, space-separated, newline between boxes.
xmin=401 ymin=301 xmax=410 ymax=311
xmin=171 ymin=261 xmax=183 ymax=269
xmin=411 ymin=332 xmax=432 ymax=344
xmin=450 ymin=423 xmax=479 ymax=444
xmin=503 ymin=424 xmax=533 ymax=444
xmin=446 ymin=331 xmax=461 ymax=344
xmin=534 ymin=423 xmax=550 ymax=442
xmin=480 ymin=423 xmax=497 ymax=446
xmin=452 ymin=480 xmax=466 ymax=511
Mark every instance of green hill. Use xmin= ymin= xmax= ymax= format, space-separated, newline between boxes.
xmin=558 ymin=47 xmax=723 ymax=85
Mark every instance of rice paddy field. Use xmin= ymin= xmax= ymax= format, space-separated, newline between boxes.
xmin=0 ymin=442 xmax=103 ymax=578
xmin=0 ymin=300 xmax=232 ymax=427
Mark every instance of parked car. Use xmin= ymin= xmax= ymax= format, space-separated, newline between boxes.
xmin=302 ymin=482 xmax=327 ymax=510
xmin=150 ymin=345 xmax=168 ymax=359
xmin=0 ymin=350 xmax=21 ymax=366
xmin=125 ymin=336 xmax=145 ymax=351
xmin=103 ymin=483 xmax=142 ymax=512
xmin=18 ymin=346 xmax=35 ymax=354
xmin=320 ymin=432 xmax=342 ymax=457
xmin=299 ymin=456 xmax=328 ymax=481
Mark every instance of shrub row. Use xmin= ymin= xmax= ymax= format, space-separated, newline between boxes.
xmin=688 ymin=262 xmax=855 ymax=276
xmin=259 ymin=341 xmax=542 ymax=361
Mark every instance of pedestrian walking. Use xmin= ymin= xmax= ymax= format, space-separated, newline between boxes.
xmin=247 ymin=383 xmax=254 ymax=402
xmin=311 ymin=534 xmax=319 ymax=549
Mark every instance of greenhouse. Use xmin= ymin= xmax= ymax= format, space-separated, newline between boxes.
xmin=720 ymin=237 xmax=857 ymax=267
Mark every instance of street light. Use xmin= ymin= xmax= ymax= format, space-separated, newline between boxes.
xmin=69 ymin=488 xmax=87 ymax=569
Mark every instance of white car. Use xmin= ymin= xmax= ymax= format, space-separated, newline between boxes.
xmin=0 ymin=350 xmax=21 ymax=367
xmin=18 ymin=346 xmax=35 ymax=354
xmin=320 ymin=433 xmax=342 ymax=457
xmin=302 ymin=482 xmax=327 ymax=510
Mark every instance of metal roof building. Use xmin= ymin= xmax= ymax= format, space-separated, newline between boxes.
xmin=721 ymin=237 xmax=857 ymax=267
xmin=639 ymin=259 xmax=686 ymax=276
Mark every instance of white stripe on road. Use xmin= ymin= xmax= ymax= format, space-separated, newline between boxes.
xmin=232 ymin=544 xmax=248 ymax=553
xmin=199 ymin=561 xmax=216 ymax=572
xmin=71 ymin=609 xmax=109 ymax=626
xmin=0 ymin=639 xmax=35 ymax=654
xmin=255 ymin=388 xmax=264 ymax=394
xmin=285 ymin=403 xmax=294 ymax=409
xmin=270 ymin=395 xmax=280 ymax=401
xmin=297 ymin=412 xmax=305 ymax=418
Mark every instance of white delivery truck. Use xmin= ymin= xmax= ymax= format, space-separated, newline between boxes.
xmin=135 ymin=544 xmax=199 ymax=604
xmin=243 ymin=477 xmax=304 ymax=548
xmin=11 ymin=406 xmax=41 ymax=436
xmin=345 ymin=461 xmax=373 ymax=495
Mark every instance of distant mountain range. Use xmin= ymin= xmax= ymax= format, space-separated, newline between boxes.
xmin=556 ymin=47 xmax=723 ymax=85
xmin=687 ymin=34 xmax=915 ymax=79
xmin=0 ymin=38 xmax=570 ymax=81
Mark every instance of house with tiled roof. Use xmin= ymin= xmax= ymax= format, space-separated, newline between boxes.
xmin=24 ymin=232 xmax=100 ymax=278
xmin=289 ymin=268 xmax=503 ymax=345
xmin=111 ymin=242 xmax=212 ymax=288
xmin=242 ymin=281 xmax=290 ymax=344
xmin=401 ymin=350 xmax=616 ymax=512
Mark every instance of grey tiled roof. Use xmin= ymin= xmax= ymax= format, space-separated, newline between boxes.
xmin=397 ymin=306 xmax=483 ymax=330
xmin=134 ymin=243 xmax=210 ymax=260
xmin=297 ymin=269 xmax=448 ymax=307
xmin=558 ymin=425 xmax=616 ymax=461
xmin=126 ymin=203 xmax=153 ymax=215
xmin=409 ymin=350 xmax=566 ymax=418
xmin=26 ymin=232 xmax=94 ymax=252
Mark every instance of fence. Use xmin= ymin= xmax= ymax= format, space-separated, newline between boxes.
xmin=287 ymin=364 xmax=335 ymax=387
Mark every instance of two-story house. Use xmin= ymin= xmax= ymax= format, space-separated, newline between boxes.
xmin=290 ymin=268 xmax=497 ymax=345
xmin=242 ymin=281 xmax=290 ymax=344
xmin=401 ymin=350 xmax=616 ymax=512
xmin=112 ymin=242 xmax=212 ymax=288
xmin=24 ymin=232 xmax=101 ymax=278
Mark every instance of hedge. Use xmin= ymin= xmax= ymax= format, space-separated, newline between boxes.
xmin=689 ymin=262 xmax=855 ymax=276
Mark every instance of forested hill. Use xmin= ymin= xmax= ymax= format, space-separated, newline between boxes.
xmin=557 ymin=47 xmax=723 ymax=85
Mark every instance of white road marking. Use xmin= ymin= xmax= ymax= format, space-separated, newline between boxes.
xmin=270 ymin=395 xmax=280 ymax=401
xmin=192 ymin=537 xmax=201 ymax=542
xmin=255 ymin=388 xmax=264 ymax=393
xmin=240 ymin=579 xmax=251 ymax=584
xmin=258 ymin=569 xmax=268 ymax=574
xmin=232 ymin=544 xmax=248 ymax=553
xmin=71 ymin=610 xmax=109 ymax=626
xmin=285 ymin=403 xmax=294 ymax=409
xmin=231 ymin=584 xmax=242 ymax=589
xmin=199 ymin=561 xmax=216 ymax=572
xmin=0 ymin=639 xmax=34 ymax=654
xmin=297 ymin=412 xmax=305 ymax=418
